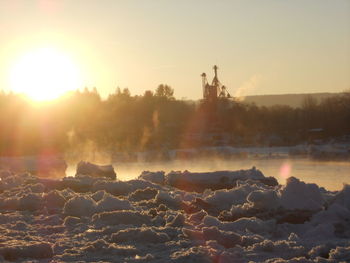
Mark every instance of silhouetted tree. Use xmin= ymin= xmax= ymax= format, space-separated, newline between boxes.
xmin=155 ymin=84 xmax=174 ymax=99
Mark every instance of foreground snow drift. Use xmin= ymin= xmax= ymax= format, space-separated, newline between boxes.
xmin=0 ymin=168 xmax=349 ymax=262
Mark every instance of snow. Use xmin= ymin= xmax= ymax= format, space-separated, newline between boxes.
xmin=0 ymin=167 xmax=349 ymax=262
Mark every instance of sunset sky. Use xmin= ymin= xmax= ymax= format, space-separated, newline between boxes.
xmin=0 ymin=0 xmax=349 ymax=100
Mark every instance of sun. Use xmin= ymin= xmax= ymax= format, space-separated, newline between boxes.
xmin=9 ymin=47 xmax=83 ymax=101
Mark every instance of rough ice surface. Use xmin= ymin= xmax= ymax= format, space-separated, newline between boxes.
xmin=0 ymin=167 xmax=349 ymax=262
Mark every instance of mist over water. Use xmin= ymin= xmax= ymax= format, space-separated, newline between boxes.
xmin=67 ymin=158 xmax=350 ymax=191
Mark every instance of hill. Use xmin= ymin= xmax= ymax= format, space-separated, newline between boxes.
xmin=241 ymin=92 xmax=339 ymax=108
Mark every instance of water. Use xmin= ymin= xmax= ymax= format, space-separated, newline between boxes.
xmin=67 ymin=158 xmax=350 ymax=191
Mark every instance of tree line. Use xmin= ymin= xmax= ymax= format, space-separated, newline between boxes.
xmin=0 ymin=86 xmax=349 ymax=157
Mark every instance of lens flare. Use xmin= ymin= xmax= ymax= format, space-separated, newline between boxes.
xmin=279 ymin=161 xmax=292 ymax=180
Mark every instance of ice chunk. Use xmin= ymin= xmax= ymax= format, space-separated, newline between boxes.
xmin=166 ymin=213 xmax=185 ymax=227
xmin=63 ymin=216 xmax=81 ymax=227
xmin=95 ymin=193 xmax=133 ymax=212
xmin=170 ymin=246 xmax=211 ymax=263
xmin=76 ymin=161 xmax=116 ymax=180
xmin=166 ymin=168 xmax=268 ymax=192
xmin=63 ymin=195 xmax=96 ymax=217
xmin=92 ymin=210 xmax=152 ymax=226
xmin=129 ymin=187 xmax=158 ymax=201
xmin=111 ymin=227 xmax=170 ymax=243
xmin=92 ymin=180 xmax=131 ymax=195
xmin=279 ymin=177 xmax=324 ymax=211
xmin=204 ymin=181 xmax=262 ymax=211
xmin=43 ymin=190 xmax=66 ymax=208
xmin=25 ymin=183 xmax=45 ymax=193
xmin=248 ymin=239 xmax=306 ymax=260
xmin=0 ymin=242 xmax=53 ymax=261
xmin=183 ymin=226 xmax=241 ymax=248
xmin=155 ymin=190 xmax=182 ymax=208
xmin=330 ymin=184 xmax=350 ymax=210
xmin=19 ymin=193 xmax=43 ymax=211
xmin=91 ymin=190 xmax=106 ymax=202
xmin=247 ymin=190 xmax=280 ymax=210
xmin=188 ymin=210 xmax=208 ymax=224
xmin=139 ymin=171 xmax=165 ymax=185
xmin=302 ymin=223 xmax=335 ymax=240
xmin=328 ymin=246 xmax=350 ymax=262
xmin=82 ymin=239 xmax=139 ymax=256
xmin=203 ymin=215 xmax=275 ymax=234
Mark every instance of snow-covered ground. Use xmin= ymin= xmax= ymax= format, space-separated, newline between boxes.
xmin=0 ymin=168 xmax=350 ymax=262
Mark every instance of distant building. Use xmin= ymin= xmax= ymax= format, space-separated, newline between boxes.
xmin=201 ymin=65 xmax=231 ymax=101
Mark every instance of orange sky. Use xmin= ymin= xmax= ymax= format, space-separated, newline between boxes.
xmin=0 ymin=0 xmax=349 ymax=99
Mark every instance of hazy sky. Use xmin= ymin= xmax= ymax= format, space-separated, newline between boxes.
xmin=1 ymin=0 xmax=349 ymax=99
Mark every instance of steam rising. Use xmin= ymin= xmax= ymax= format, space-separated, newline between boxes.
xmin=234 ymin=74 xmax=263 ymax=101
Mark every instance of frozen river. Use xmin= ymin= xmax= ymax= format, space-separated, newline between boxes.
xmin=67 ymin=158 xmax=350 ymax=191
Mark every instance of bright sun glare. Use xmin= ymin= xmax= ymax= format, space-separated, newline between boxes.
xmin=9 ymin=47 xmax=82 ymax=101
